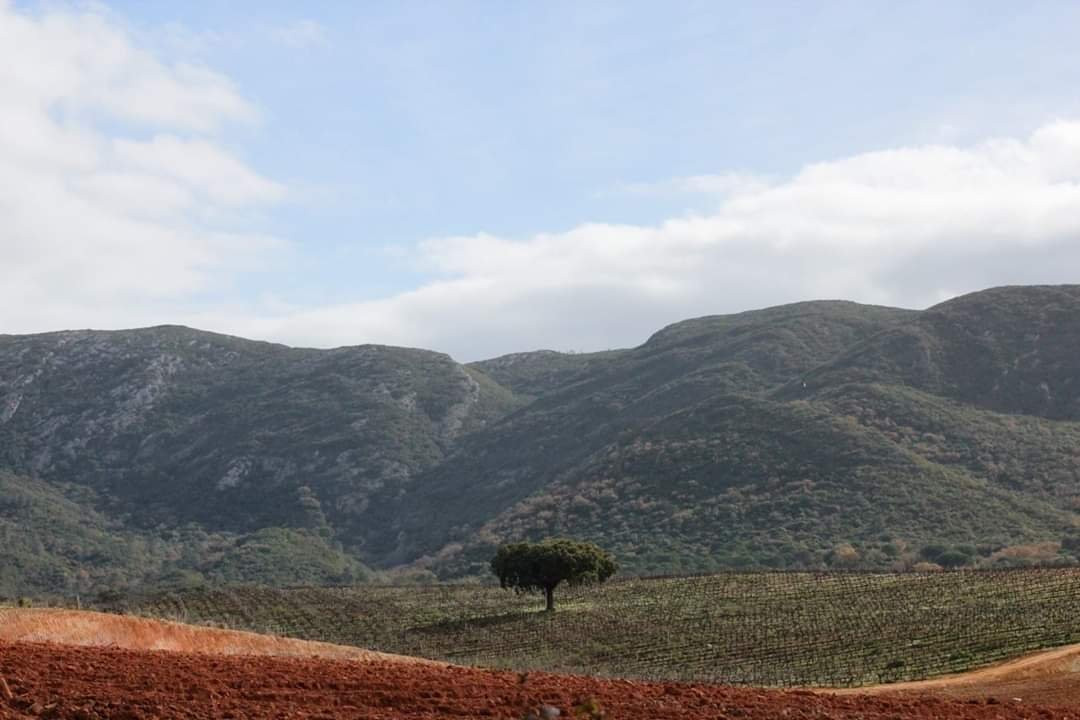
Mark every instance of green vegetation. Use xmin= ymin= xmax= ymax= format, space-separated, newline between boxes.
xmin=396 ymin=288 xmax=1080 ymax=578
xmin=0 ymin=326 xmax=523 ymax=592
xmin=427 ymin=386 xmax=1080 ymax=578
xmin=469 ymin=349 xmax=625 ymax=399
xmin=0 ymin=470 xmax=369 ymax=598
xmin=118 ymin=568 xmax=1080 ymax=687
xmin=4 ymin=286 xmax=1080 ymax=588
xmin=387 ymin=300 xmax=929 ymax=568
xmin=788 ymin=285 xmax=1080 ymax=420
xmin=491 ymin=539 xmax=616 ymax=611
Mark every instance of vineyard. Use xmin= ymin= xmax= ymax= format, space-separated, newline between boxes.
xmin=118 ymin=568 xmax=1080 ymax=687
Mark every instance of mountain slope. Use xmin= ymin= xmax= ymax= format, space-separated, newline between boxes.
xmin=0 ymin=470 xmax=369 ymax=597
xmin=0 ymin=326 xmax=522 ymax=591
xmin=422 ymin=389 xmax=1080 ymax=576
xmin=4 ymin=286 xmax=1080 ymax=591
xmin=385 ymin=289 xmax=1080 ymax=576
xmin=469 ymin=349 xmax=625 ymax=399
xmin=781 ymin=285 xmax=1080 ymax=419
xmin=380 ymin=301 xmax=918 ymax=565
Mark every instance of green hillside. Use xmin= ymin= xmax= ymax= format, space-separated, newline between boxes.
xmin=420 ymin=389 xmax=1080 ymax=578
xmin=0 ymin=327 xmax=517 ymax=594
xmin=388 ymin=290 xmax=1080 ymax=577
xmin=469 ymin=349 xmax=625 ymax=399
xmin=383 ymin=301 xmax=917 ymax=567
xmin=0 ymin=470 xmax=368 ymax=597
xmin=0 ymin=327 xmax=521 ymax=546
xmin=783 ymin=285 xmax=1080 ymax=419
xmin=3 ymin=285 xmax=1080 ymax=590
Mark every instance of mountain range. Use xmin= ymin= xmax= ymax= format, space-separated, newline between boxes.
xmin=3 ymin=285 xmax=1080 ymax=596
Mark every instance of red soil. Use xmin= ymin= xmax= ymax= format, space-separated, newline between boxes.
xmin=4 ymin=609 xmax=1080 ymax=718
xmin=0 ymin=609 xmax=424 ymax=665
xmin=1 ymin=640 xmax=1076 ymax=720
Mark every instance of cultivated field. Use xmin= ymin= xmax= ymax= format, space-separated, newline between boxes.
xmin=119 ymin=568 xmax=1080 ymax=687
xmin=5 ymin=639 xmax=1067 ymax=720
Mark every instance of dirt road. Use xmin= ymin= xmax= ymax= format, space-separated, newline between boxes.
xmin=837 ymin=642 xmax=1080 ymax=707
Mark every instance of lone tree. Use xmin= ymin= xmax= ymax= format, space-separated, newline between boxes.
xmin=490 ymin=538 xmax=617 ymax=612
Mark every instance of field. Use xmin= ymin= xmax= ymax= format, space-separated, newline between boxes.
xmin=116 ymin=567 xmax=1080 ymax=687
xmin=5 ymin=639 xmax=1067 ymax=720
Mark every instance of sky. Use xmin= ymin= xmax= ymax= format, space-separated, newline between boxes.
xmin=3 ymin=1 xmax=1080 ymax=361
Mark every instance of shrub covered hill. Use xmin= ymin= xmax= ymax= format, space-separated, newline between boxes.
xmin=0 ymin=327 xmax=520 ymax=595
xmin=4 ymin=285 xmax=1080 ymax=594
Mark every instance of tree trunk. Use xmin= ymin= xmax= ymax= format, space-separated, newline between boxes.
xmin=544 ymin=585 xmax=555 ymax=612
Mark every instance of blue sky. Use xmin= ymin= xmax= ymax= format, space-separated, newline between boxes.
xmin=4 ymin=1 xmax=1080 ymax=358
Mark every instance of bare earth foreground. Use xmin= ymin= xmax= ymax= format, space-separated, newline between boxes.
xmin=0 ymin=610 xmax=425 ymax=664
xmin=3 ymin=610 xmax=1080 ymax=719
xmin=842 ymin=642 xmax=1080 ymax=708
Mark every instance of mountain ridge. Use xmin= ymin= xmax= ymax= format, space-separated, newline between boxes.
xmin=3 ymin=284 xmax=1080 ymax=594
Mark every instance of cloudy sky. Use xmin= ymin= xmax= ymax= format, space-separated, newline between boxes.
xmin=3 ymin=1 xmax=1080 ymax=360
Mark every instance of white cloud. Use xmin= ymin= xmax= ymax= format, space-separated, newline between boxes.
xmin=221 ymin=121 xmax=1080 ymax=361
xmin=0 ymin=2 xmax=284 ymax=332
xmin=112 ymin=135 xmax=284 ymax=206
xmin=3 ymin=1 xmax=1079 ymax=364
xmin=0 ymin=6 xmax=255 ymax=132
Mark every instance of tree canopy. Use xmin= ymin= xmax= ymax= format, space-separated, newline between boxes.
xmin=490 ymin=538 xmax=617 ymax=611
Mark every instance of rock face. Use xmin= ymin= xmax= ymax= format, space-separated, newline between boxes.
xmin=4 ymin=285 xmax=1080 ymax=592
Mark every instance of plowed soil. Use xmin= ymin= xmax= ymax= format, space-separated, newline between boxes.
xmin=2 ymin=640 xmax=1077 ymax=720
xmin=4 ymin=609 xmax=1080 ymax=718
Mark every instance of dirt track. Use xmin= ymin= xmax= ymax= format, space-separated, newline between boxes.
xmin=839 ymin=642 xmax=1080 ymax=707
xmin=3 ymin=639 xmax=1078 ymax=720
